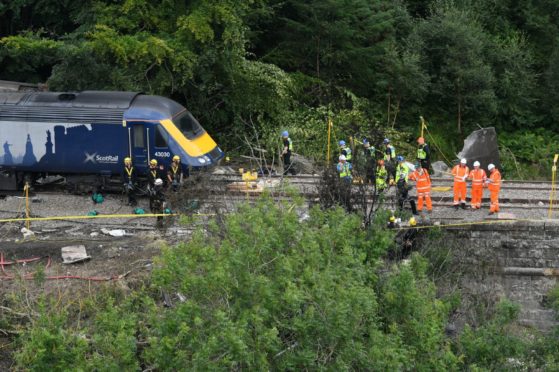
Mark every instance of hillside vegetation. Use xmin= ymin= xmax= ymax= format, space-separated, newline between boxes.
xmin=2 ymin=0 xmax=559 ymax=177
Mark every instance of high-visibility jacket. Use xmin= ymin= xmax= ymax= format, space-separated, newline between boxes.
xmin=452 ymin=165 xmax=469 ymax=183
xmin=337 ymin=162 xmax=352 ymax=178
xmin=468 ymin=168 xmax=486 ymax=186
xmin=487 ymin=169 xmax=501 ymax=191
xmin=286 ymin=138 xmax=293 ymax=151
xmin=395 ymin=163 xmax=409 ymax=183
xmin=417 ymin=144 xmax=429 ymax=160
xmin=409 ymin=169 xmax=431 ymax=193
xmin=376 ymin=166 xmax=387 ymax=187
xmin=384 ymin=145 xmax=396 ymax=161
xmin=341 ymin=146 xmax=352 ymax=161
xmin=365 ymin=146 xmax=375 ymax=159
xmin=123 ymin=165 xmax=135 ymax=184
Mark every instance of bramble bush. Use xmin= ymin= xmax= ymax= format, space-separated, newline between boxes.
xmin=11 ymin=198 xmax=559 ymax=370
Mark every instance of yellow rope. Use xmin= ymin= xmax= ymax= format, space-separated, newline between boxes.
xmin=0 ymin=213 xmax=215 ymax=224
xmin=397 ymin=217 xmax=544 ymax=231
xmin=422 ymin=118 xmax=454 ymax=166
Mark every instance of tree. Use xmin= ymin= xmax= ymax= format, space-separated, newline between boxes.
xmin=414 ymin=5 xmax=496 ymax=134
xmin=253 ymin=0 xmax=412 ymax=102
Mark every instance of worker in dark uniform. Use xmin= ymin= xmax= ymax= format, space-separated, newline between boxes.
xmin=149 ymin=178 xmax=166 ymax=227
xmin=281 ymin=131 xmax=296 ymax=175
xmin=363 ymin=139 xmax=376 ymax=184
xmin=148 ymin=159 xmax=161 ymax=187
xmin=167 ymin=155 xmax=183 ymax=192
xmin=121 ymin=157 xmax=137 ymax=206
xmin=396 ymin=176 xmax=418 ymax=215
xmin=416 ymin=137 xmax=431 ymax=172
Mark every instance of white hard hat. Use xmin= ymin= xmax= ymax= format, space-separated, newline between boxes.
xmin=460 ymin=158 xmax=467 ymax=164
xmin=339 ymin=155 xmax=346 ymax=161
xmin=488 ymin=164 xmax=495 ymax=170
xmin=154 ymin=178 xmax=163 ymax=186
xmin=473 ymin=161 xmax=480 ymax=167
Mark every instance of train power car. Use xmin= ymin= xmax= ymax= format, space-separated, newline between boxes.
xmin=0 ymin=91 xmax=224 ymax=190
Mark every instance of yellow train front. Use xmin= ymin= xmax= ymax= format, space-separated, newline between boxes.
xmin=123 ymin=93 xmax=224 ymax=175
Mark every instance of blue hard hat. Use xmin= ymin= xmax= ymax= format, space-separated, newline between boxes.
xmin=282 ymin=131 xmax=289 ymax=137
xmin=397 ymin=155 xmax=404 ymax=162
xmin=383 ymin=138 xmax=390 ymax=144
xmin=339 ymin=140 xmax=346 ymax=146
xmin=363 ymin=139 xmax=369 ymax=144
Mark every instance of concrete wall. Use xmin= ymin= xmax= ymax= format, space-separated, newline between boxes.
xmin=444 ymin=220 xmax=559 ymax=331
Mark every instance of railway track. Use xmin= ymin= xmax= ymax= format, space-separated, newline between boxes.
xmin=0 ymin=173 xmax=557 ymax=228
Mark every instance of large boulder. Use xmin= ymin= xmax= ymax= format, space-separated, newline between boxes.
xmin=291 ymin=153 xmax=316 ymax=174
xmin=432 ymin=161 xmax=450 ymax=178
xmin=457 ymin=127 xmax=501 ymax=171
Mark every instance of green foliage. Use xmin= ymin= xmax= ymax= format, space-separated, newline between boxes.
xmin=2 ymin=0 xmax=559 ymax=173
xmin=455 ymin=300 xmax=534 ymax=370
xmin=379 ymin=253 xmax=459 ymax=369
xmin=499 ymin=129 xmax=559 ymax=179
xmin=14 ymin=300 xmax=89 ymax=371
xmin=147 ymin=200 xmax=395 ymax=369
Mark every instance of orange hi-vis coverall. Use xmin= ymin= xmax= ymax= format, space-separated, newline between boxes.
xmin=409 ymin=168 xmax=432 ymax=211
xmin=468 ymin=168 xmax=487 ymax=209
xmin=451 ymin=164 xmax=470 ymax=206
xmin=487 ymin=169 xmax=501 ymax=213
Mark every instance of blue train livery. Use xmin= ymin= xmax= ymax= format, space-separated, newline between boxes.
xmin=0 ymin=91 xmax=223 ymax=188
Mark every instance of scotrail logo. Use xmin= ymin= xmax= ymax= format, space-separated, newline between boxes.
xmin=84 ymin=152 xmax=119 ymax=164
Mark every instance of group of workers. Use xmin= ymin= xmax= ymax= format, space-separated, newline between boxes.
xmin=328 ymin=134 xmax=502 ymax=215
xmin=121 ymin=156 xmax=184 ymax=222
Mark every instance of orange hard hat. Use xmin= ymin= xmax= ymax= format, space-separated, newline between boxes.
xmin=378 ymin=159 xmax=384 ymax=166
xmin=417 ymin=137 xmax=425 ymax=144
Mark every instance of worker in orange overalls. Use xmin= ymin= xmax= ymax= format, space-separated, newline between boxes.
xmin=409 ymin=164 xmax=432 ymax=213
xmin=485 ymin=163 xmax=501 ymax=215
xmin=451 ymin=158 xmax=469 ymax=210
xmin=468 ymin=161 xmax=486 ymax=209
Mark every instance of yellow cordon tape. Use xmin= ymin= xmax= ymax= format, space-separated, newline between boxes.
xmin=0 ymin=213 xmax=214 ymax=224
xmin=396 ymin=217 xmax=544 ymax=231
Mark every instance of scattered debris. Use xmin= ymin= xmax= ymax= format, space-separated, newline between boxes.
xmin=538 ymin=201 xmax=545 ymax=206
xmin=101 ymin=228 xmax=126 ymax=237
xmin=212 ymin=166 xmax=237 ymax=175
xmin=20 ymin=227 xmax=35 ymax=240
xmin=91 ymin=193 xmax=104 ymax=204
xmin=497 ymin=212 xmax=516 ymax=219
xmin=90 ymin=232 xmax=99 ymax=237
xmin=176 ymin=292 xmax=186 ymax=302
xmin=61 ymin=245 xmax=91 ymax=264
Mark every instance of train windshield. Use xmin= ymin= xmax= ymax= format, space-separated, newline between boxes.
xmin=174 ymin=111 xmax=205 ymax=139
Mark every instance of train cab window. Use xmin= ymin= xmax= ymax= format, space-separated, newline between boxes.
xmin=174 ymin=111 xmax=204 ymax=139
xmin=155 ymin=125 xmax=169 ymax=147
xmin=133 ymin=125 xmax=145 ymax=148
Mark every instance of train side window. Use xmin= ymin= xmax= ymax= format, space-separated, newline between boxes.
xmin=155 ymin=125 xmax=169 ymax=148
xmin=133 ymin=125 xmax=145 ymax=148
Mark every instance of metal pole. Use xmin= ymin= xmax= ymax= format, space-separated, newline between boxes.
xmin=24 ymin=183 xmax=30 ymax=230
xmin=326 ymin=118 xmax=332 ymax=166
xmin=549 ymin=154 xmax=558 ymax=218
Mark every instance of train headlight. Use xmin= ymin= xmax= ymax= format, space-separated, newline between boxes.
xmin=198 ymin=157 xmax=206 ymax=164
xmin=203 ymin=155 xmax=210 ymax=162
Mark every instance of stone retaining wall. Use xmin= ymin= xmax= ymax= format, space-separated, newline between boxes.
xmin=444 ymin=220 xmax=559 ymax=330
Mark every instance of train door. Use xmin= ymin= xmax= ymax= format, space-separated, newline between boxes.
xmin=130 ymin=123 xmax=148 ymax=173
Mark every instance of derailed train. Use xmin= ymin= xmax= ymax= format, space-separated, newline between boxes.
xmin=0 ymin=91 xmax=223 ymax=190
